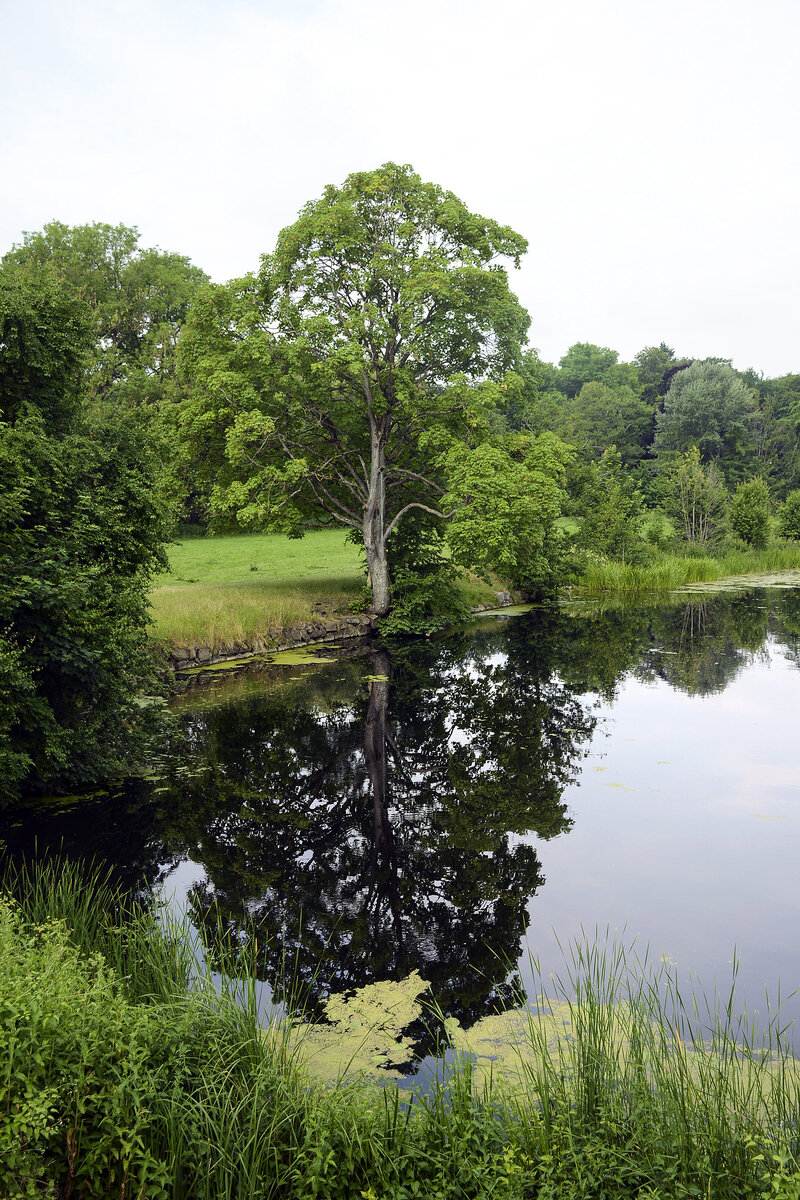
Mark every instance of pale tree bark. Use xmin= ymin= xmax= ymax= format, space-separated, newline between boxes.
xmin=362 ymin=419 xmax=392 ymax=615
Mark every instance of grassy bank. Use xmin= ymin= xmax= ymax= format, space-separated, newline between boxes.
xmin=3 ymin=858 xmax=800 ymax=1199
xmin=149 ymin=530 xmax=365 ymax=650
xmin=149 ymin=533 xmax=800 ymax=650
xmin=577 ymin=544 xmax=800 ymax=595
xmin=149 ymin=531 xmax=499 ymax=650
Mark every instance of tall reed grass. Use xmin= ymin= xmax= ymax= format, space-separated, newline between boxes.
xmin=3 ymin=857 xmax=799 ymax=1199
xmin=578 ymin=545 xmax=800 ymax=595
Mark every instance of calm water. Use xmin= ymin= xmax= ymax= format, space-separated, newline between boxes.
xmin=3 ymin=585 xmax=800 ymax=1063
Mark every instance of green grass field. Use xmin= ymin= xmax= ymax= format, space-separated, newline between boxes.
xmin=149 ymin=530 xmax=499 ymax=649
xmin=149 ymin=530 xmax=366 ymax=649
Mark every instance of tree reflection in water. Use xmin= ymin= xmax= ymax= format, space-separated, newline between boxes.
xmin=6 ymin=589 xmax=800 ymax=1052
xmin=172 ymin=621 xmax=597 ymax=1038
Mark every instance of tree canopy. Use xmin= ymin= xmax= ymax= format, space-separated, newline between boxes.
xmin=2 ymin=221 xmax=208 ymax=408
xmin=177 ymin=163 xmax=570 ymax=613
xmin=654 ymin=359 xmax=757 ymax=470
xmin=0 ymin=264 xmax=170 ymax=800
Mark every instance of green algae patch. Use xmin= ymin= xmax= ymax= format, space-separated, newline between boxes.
xmin=671 ymin=569 xmax=800 ymax=595
xmin=472 ymin=604 xmax=534 ymax=619
xmin=268 ymin=646 xmax=340 ymax=666
xmin=176 ymin=654 xmax=269 ymax=675
xmin=291 ymin=972 xmax=431 ymax=1080
xmin=443 ymin=1001 xmax=800 ymax=1104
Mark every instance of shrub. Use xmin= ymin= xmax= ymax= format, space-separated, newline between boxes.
xmin=729 ymin=477 xmax=771 ymax=549
xmin=0 ymin=896 xmax=174 ymax=1198
xmin=779 ymin=489 xmax=800 ymax=540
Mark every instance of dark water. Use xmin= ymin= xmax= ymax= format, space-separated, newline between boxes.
xmin=3 ymin=586 xmax=800 ymax=1062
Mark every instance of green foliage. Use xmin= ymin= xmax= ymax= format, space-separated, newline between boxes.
xmin=0 ymin=264 xmax=92 ymax=430
xmin=0 ymin=896 xmax=175 ymax=1198
xmin=443 ymin=431 xmax=573 ymax=594
xmin=576 ymin=447 xmax=647 ymax=564
xmin=729 ymin=476 xmax=771 ymax=548
xmin=779 ymin=489 xmax=800 ymax=539
xmin=557 ymin=379 xmax=653 ymax=466
xmin=380 ymin=515 xmax=469 ymax=636
xmin=655 ymin=359 xmax=758 ymax=471
xmin=0 ymin=269 xmax=171 ymax=799
xmin=642 ymin=509 xmax=674 ymax=552
xmin=2 ymin=220 xmax=208 ymax=409
xmin=662 ymin=445 xmax=729 ymax=547
xmin=555 ymin=342 xmax=639 ymax=398
xmin=633 ymin=342 xmax=679 ymax=406
xmin=0 ymin=635 xmax=37 ymax=790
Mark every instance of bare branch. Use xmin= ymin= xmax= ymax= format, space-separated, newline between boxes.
xmin=383 ymin=501 xmax=460 ymax=542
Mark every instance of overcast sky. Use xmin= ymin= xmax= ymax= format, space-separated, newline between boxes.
xmin=2 ymin=0 xmax=798 ymax=375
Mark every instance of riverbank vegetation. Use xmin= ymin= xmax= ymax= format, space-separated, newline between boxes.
xmin=149 ymin=531 xmax=499 ymax=650
xmin=577 ymin=544 xmax=800 ymax=595
xmin=4 ymin=165 xmax=800 ymax=784
xmin=4 ymin=857 xmax=800 ymax=1200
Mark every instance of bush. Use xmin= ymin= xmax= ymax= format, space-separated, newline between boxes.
xmin=779 ymin=489 xmax=800 ymax=540
xmin=0 ymin=895 xmax=175 ymax=1198
xmin=729 ymin=477 xmax=771 ymax=549
xmin=381 ymin=516 xmax=469 ymax=637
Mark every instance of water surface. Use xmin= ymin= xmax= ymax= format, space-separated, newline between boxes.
xmin=3 ymin=585 xmax=800 ymax=1067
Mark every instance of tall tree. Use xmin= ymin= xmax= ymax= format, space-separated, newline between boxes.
xmin=654 ymin=360 xmax=757 ymax=474
xmin=2 ymin=221 xmax=208 ymax=408
xmin=0 ymin=265 xmax=170 ymax=800
xmin=661 ymin=446 xmax=728 ymax=547
xmin=178 ymin=163 xmax=569 ymax=613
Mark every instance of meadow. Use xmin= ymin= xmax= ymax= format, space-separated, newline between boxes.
xmin=148 ymin=530 xmax=498 ymax=649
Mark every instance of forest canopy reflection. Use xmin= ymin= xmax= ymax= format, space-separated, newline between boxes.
xmin=5 ymin=588 xmax=800 ymax=1053
xmin=176 ymin=622 xmax=598 ymax=1036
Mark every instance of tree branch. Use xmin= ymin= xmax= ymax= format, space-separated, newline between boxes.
xmin=383 ymin=501 xmax=459 ymax=542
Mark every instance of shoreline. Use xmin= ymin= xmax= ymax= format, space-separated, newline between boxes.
xmin=165 ymin=589 xmax=524 ymax=672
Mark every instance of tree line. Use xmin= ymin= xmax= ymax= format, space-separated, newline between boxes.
xmin=3 ymin=163 xmax=800 ymax=798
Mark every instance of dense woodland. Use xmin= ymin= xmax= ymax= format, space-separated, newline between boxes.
xmin=3 ymin=165 xmax=800 ymax=799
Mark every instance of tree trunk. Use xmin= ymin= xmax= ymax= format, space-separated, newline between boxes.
xmin=364 ymin=649 xmax=393 ymax=861
xmin=363 ymin=424 xmax=391 ymax=615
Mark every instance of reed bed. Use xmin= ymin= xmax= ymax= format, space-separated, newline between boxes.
xmin=578 ymin=544 xmax=800 ymax=595
xmin=2 ymin=858 xmax=799 ymax=1198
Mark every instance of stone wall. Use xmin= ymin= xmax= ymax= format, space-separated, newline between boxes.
xmin=167 ymin=613 xmax=377 ymax=671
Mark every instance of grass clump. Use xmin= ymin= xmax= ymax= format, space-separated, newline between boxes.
xmin=4 ymin=858 xmax=800 ymax=1198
